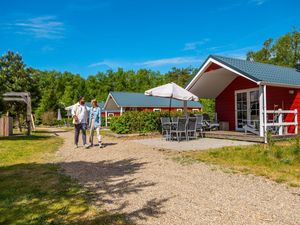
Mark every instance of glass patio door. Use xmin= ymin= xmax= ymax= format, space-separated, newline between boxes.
xmin=235 ymin=89 xmax=259 ymax=130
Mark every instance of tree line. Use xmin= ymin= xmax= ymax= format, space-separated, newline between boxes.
xmin=0 ymin=51 xmax=199 ymax=122
xmin=0 ymin=28 xmax=299 ymax=123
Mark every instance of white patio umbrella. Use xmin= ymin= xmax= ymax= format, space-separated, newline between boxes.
xmin=145 ymin=82 xmax=199 ymax=114
xmin=57 ymin=109 xmax=62 ymax=121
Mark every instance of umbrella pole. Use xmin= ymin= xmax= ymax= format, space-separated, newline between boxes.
xmin=183 ymin=100 xmax=188 ymax=116
xmin=169 ymin=98 xmax=172 ymax=118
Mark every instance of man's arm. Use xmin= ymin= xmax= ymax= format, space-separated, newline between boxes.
xmin=72 ymin=104 xmax=78 ymax=121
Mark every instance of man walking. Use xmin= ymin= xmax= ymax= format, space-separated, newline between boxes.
xmin=72 ymin=96 xmax=89 ymax=148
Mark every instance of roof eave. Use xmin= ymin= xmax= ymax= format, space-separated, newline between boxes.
xmin=258 ymin=81 xmax=300 ymax=89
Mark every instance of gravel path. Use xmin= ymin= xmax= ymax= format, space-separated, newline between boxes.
xmin=133 ymin=137 xmax=254 ymax=151
xmin=57 ymin=130 xmax=300 ymax=225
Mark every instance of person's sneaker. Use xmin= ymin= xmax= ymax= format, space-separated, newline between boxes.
xmin=74 ymin=144 xmax=78 ymax=149
xmin=84 ymin=144 xmax=89 ymax=149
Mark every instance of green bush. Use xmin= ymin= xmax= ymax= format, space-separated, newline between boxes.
xmin=110 ymin=111 xmax=184 ymax=134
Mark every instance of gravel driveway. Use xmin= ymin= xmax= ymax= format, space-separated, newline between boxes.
xmin=57 ymin=130 xmax=300 ymax=225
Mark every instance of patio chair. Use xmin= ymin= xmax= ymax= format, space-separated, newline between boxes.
xmin=186 ymin=117 xmax=198 ymax=141
xmin=195 ymin=114 xmax=205 ymax=138
xmin=160 ymin=117 xmax=171 ymax=140
xmin=170 ymin=117 xmax=187 ymax=142
xmin=203 ymin=113 xmax=220 ymax=131
xmin=171 ymin=116 xmax=178 ymax=124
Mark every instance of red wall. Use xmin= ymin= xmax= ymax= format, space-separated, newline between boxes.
xmin=101 ymin=112 xmax=121 ymax=117
xmin=216 ymin=76 xmax=257 ymax=130
xmin=216 ymin=76 xmax=300 ymax=133
xmin=266 ymin=86 xmax=300 ymax=133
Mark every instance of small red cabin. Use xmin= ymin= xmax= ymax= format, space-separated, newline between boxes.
xmin=104 ymin=91 xmax=202 ymax=115
xmin=186 ymin=55 xmax=300 ymax=139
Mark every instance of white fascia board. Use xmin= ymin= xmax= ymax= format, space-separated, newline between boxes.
xmin=186 ymin=59 xmax=212 ymax=90
xmin=186 ymin=57 xmax=259 ymax=91
xmin=103 ymin=93 xmax=120 ymax=109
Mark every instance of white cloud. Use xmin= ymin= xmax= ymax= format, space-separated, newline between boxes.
xmin=183 ymin=38 xmax=210 ymax=51
xmin=139 ymin=56 xmax=202 ymax=67
xmin=88 ymin=56 xmax=203 ymax=69
xmin=88 ymin=60 xmax=122 ymax=68
xmin=249 ymin=0 xmax=267 ymax=6
xmin=12 ymin=16 xmax=64 ymax=39
xmin=215 ymin=0 xmax=267 ymax=12
xmin=215 ymin=45 xmax=260 ymax=59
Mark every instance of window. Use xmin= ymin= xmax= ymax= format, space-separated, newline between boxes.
xmin=192 ymin=109 xmax=200 ymax=113
xmin=153 ymin=108 xmax=161 ymax=112
xmin=108 ymin=113 xmax=114 ymax=117
xmin=177 ymin=108 xmax=183 ymax=112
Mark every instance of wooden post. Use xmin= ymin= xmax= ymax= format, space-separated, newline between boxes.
xmin=295 ymin=109 xmax=298 ymax=135
xmin=259 ymin=85 xmax=264 ymax=137
xmin=0 ymin=116 xmax=13 ymax=136
xmin=105 ymin=110 xmax=108 ymax=127
xmin=278 ymin=108 xmax=283 ymax=135
xmin=262 ymin=85 xmax=267 ymax=143
xmin=26 ymin=94 xmax=32 ymax=135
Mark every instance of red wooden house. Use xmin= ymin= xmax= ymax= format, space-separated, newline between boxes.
xmin=186 ymin=55 xmax=300 ymax=141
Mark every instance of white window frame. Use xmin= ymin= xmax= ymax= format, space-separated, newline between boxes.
xmin=192 ymin=109 xmax=200 ymax=113
xmin=177 ymin=108 xmax=183 ymax=112
xmin=153 ymin=108 xmax=161 ymax=112
xmin=108 ymin=113 xmax=115 ymax=117
xmin=235 ymin=87 xmax=259 ymax=131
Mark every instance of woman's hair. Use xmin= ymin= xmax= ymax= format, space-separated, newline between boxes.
xmin=91 ymin=99 xmax=98 ymax=106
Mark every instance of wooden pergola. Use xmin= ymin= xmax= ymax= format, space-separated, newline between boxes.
xmin=3 ymin=92 xmax=34 ymax=135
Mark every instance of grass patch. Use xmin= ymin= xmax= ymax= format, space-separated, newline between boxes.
xmin=0 ymin=130 xmax=133 ymax=225
xmin=180 ymin=139 xmax=300 ymax=187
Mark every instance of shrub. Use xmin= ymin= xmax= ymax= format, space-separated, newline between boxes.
xmin=110 ymin=111 xmax=184 ymax=134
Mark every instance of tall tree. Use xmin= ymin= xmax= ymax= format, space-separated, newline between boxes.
xmin=247 ymin=28 xmax=300 ymax=68
xmin=0 ymin=51 xmax=33 ymax=123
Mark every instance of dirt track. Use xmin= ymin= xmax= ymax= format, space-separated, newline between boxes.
xmin=57 ymin=130 xmax=300 ymax=225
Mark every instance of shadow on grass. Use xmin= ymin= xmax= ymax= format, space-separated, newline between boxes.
xmin=34 ymin=129 xmax=69 ymax=134
xmin=0 ymin=134 xmax=52 ymax=141
xmin=0 ymin=158 xmax=168 ymax=224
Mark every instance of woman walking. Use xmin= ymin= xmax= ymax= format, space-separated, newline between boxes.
xmin=88 ymin=99 xmax=103 ymax=148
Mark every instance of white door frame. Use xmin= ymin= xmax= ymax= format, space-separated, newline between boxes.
xmin=234 ymin=87 xmax=259 ymax=131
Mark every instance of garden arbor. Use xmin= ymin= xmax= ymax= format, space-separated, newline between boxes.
xmin=3 ymin=92 xmax=34 ymax=135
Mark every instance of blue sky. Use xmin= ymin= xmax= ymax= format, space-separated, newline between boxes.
xmin=0 ymin=0 xmax=299 ymax=77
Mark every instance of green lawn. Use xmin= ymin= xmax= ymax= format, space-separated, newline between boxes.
xmin=178 ymin=139 xmax=300 ymax=187
xmin=0 ymin=130 xmax=133 ymax=225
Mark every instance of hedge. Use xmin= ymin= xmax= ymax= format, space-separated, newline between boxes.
xmin=109 ymin=111 xmax=184 ymax=134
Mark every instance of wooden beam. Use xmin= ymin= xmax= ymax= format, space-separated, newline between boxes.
xmin=3 ymin=97 xmax=27 ymax=104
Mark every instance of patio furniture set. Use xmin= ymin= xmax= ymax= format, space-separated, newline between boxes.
xmin=160 ymin=114 xmax=219 ymax=142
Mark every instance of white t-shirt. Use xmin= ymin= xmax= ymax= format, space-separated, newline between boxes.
xmin=77 ymin=104 xmax=88 ymax=124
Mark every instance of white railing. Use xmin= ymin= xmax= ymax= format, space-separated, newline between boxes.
xmin=263 ymin=109 xmax=298 ymax=135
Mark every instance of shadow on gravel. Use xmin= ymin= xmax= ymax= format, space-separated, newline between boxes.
xmin=1 ymin=159 xmax=169 ymax=224
xmin=60 ymin=158 xmax=169 ymax=221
